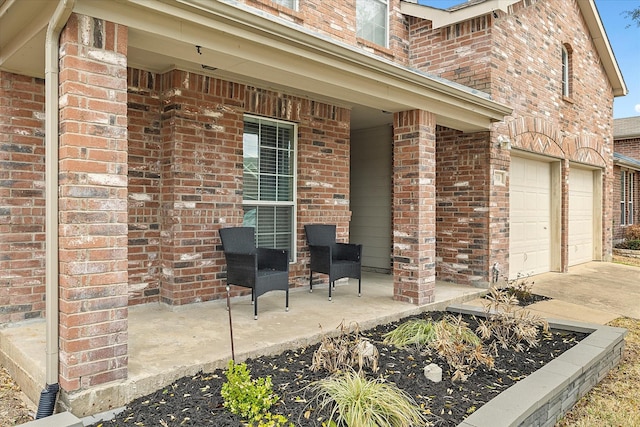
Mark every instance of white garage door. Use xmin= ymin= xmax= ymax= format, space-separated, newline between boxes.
xmin=509 ymin=157 xmax=551 ymax=279
xmin=568 ymin=168 xmax=593 ymax=266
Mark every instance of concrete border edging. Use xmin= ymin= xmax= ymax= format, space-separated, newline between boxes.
xmin=448 ymin=304 xmax=627 ymax=427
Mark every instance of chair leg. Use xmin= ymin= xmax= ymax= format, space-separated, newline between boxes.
xmin=358 ymin=277 xmax=362 ymax=297
xmin=309 ymin=270 xmax=313 ymax=293
xmin=254 ymin=296 xmax=258 ymax=320
xmin=329 ymin=281 xmax=333 ymax=301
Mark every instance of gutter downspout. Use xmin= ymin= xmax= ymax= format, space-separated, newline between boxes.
xmin=40 ymin=0 xmax=74 ymax=418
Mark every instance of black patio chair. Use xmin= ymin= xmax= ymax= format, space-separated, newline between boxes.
xmin=219 ymin=227 xmax=290 ymax=319
xmin=304 ymin=224 xmax=362 ymax=301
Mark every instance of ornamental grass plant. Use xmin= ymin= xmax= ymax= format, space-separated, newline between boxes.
xmin=309 ymin=369 xmax=429 ymax=427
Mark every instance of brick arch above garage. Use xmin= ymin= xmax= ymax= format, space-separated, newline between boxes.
xmin=507 ymin=116 xmax=608 ymax=169
xmin=508 ymin=116 xmax=565 ymax=158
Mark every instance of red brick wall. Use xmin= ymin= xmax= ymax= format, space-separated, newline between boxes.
xmin=0 ymin=72 xmax=46 ymax=323
xmin=127 ymin=69 xmax=162 ymax=305
xmin=615 ymin=138 xmax=640 ymax=160
xmin=408 ymin=15 xmax=492 ymax=93
xmin=57 ymin=14 xmax=129 ymax=391
xmin=241 ymin=0 xmax=409 ymax=63
xmin=125 ymin=69 xmax=351 ymax=306
xmin=411 ymin=0 xmax=615 ymax=280
xmin=492 ymin=0 xmax=614 ymax=262
xmin=436 ymin=129 xmax=493 ymax=285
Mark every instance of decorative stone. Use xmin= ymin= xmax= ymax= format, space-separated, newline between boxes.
xmin=423 ymin=363 xmax=442 ymax=383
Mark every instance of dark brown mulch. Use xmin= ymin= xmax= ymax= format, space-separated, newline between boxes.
xmin=91 ymin=311 xmax=585 ymax=427
xmin=513 ymin=292 xmax=551 ymax=306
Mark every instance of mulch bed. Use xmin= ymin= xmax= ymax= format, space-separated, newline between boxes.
xmin=91 ymin=307 xmax=585 ymax=427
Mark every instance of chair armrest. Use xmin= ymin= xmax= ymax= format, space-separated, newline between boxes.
xmin=257 ymin=248 xmax=289 ymax=272
xmin=309 ymin=244 xmax=332 ymax=260
xmin=334 ymin=243 xmax=362 ymax=261
xmin=224 ymin=251 xmax=257 ymax=267
xmin=308 ymin=244 xmax=332 ymax=271
xmin=223 ymin=252 xmax=258 ymax=285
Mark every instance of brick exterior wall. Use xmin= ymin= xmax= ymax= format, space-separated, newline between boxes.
xmin=493 ymin=0 xmax=614 ymax=265
xmin=412 ymin=0 xmax=614 ymax=282
xmin=125 ymin=68 xmax=351 ymax=306
xmin=613 ymin=136 xmax=640 ymax=241
xmin=127 ymin=69 xmax=162 ymax=305
xmin=0 ymin=0 xmax=620 ymax=393
xmin=436 ymin=129 xmax=494 ymax=285
xmin=242 ymin=0 xmax=410 ymax=63
xmin=57 ymin=14 xmax=129 ymax=391
xmin=408 ymin=15 xmax=493 ymax=93
xmin=0 ymin=72 xmax=46 ymax=323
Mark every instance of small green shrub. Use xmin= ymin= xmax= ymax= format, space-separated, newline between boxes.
xmin=253 ymin=412 xmax=293 ymax=427
xmin=221 ymin=360 xmax=283 ymax=424
xmin=617 ymin=239 xmax=640 ymax=250
xmin=310 ymin=369 xmax=428 ymax=427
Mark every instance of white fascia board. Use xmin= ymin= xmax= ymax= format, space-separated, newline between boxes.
xmin=577 ymin=0 xmax=628 ymax=97
xmin=400 ymin=0 xmax=518 ymax=29
xmin=75 ymin=0 xmax=511 ymax=131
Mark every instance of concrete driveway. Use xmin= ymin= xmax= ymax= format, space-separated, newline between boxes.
xmin=528 ymin=261 xmax=640 ymax=323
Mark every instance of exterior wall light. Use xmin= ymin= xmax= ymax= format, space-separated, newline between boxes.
xmin=497 ymin=135 xmax=511 ymax=150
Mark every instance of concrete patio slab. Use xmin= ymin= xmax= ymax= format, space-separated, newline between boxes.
xmin=4 ymin=260 xmax=638 ymax=425
xmin=2 ymin=271 xmax=485 ymax=417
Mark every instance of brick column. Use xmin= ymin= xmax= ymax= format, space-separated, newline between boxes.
xmin=393 ymin=110 xmax=436 ymax=305
xmin=58 ymin=14 xmax=128 ymax=391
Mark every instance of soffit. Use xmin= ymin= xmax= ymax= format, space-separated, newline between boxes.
xmin=0 ymin=0 xmax=513 ymax=132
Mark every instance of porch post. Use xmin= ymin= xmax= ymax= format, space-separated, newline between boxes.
xmin=392 ymin=110 xmax=436 ymax=305
xmin=58 ymin=14 xmax=129 ymax=391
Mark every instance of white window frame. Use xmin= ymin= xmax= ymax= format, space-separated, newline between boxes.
xmin=621 ymin=170 xmax=627 ymax=225
xmin=272 ymin=0 xmax=297 ymax=10
xmin=561 ymin=45 xmax=570 ymax=97
xmin=242 ymin=115 xmax=297 ymax=261
xmin=356 ymin=0 xmax=389 ymax=48
xmin=629 ymin=171 xmax=635 ymax=225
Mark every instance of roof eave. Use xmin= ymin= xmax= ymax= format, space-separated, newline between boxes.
xmin=400 ymin=0 xmax=519 ymax=29
xmin=400 ymin=0 xmax=628 ymax=98
xmin=568 ymin=0 xmax=627 ymax=98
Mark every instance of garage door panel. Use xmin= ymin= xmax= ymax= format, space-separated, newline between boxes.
xmin=568 ymin=168 xmax=593 ymax=266
xmin=509 ymin=157 xmax=551 ymax=279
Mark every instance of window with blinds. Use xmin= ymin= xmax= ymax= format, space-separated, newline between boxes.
xmin=242 ymin=115 xmax=296 ymax=259
xmin=621 ymin=170 xmax=635 ymax=226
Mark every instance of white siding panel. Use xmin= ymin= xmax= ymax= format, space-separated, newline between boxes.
xmin=350 ymin=126 xmax=392 ymax=271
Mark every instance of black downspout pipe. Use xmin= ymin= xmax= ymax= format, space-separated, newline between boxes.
xmin=35 ymin=383 xmax=59 ymax=419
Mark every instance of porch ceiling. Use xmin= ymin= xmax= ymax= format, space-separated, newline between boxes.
xmin=0 ymin=0 xmax=513 ymax=132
